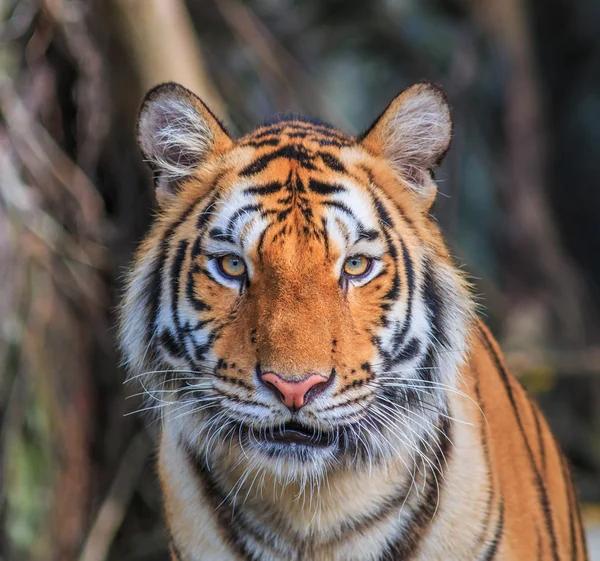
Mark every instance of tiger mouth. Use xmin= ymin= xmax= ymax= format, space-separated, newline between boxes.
xmin=251 ymin=421 xmax=333 ymax=447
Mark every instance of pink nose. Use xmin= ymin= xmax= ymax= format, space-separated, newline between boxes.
xmin=259 ymin=372 xmax=330 ymax=412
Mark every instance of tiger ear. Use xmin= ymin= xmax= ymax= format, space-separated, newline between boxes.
xmin=137 ymin=82 xmax=232 ymax=206
xmin=359 ymin=82 xmax=452 ymax=207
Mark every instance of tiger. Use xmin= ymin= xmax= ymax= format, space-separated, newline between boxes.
xmin=119 ymin=81 xmax=588 ymax=560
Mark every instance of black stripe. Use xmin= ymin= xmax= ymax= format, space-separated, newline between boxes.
xmin=186 ymin=428 xmax=452 ymax=560
xmin=379 ymin=415 xmax=453 ymax=560
xmin=417 ymin=343 xmax=437 ymax=384
xmin=394 ymin=337 xmax=420 ymax=361
xmin=244 ymin=181 xmax=283 ymax=195
xmin=373 ymin=196 xmax=393 ymax=228
xmin=382 ymin=259 xmax=399 ymax=300
xmin=370 ymin=194 xmax=406 ymax=349
xmin=532 ymin=404 xmax=547 ymax=478
xmin=557 ymin=442 xmax=588 ymax=560
xmin=479 ymin=327 xmax=559 ymax=561
xmin=194 ymin=342 xmax=213 ymax=362
xmin=208 ymin=227 xmax=235 ymax=244
xmin=256 ymin=223 xmax=275 ymax=261
xmin=240 ymin=144 xmax=317 ymax=175
xmin=189 ymin=195 xmax=223 ymax=261
xmin=243 ymin=123 xmax=349 ymax=142
xmin=574 ymin=496 xmax=588 ymax=561
xmin=277 ymin=208 xmax=292 ymax=222
xmin=251 ymin=120 xmax=351 ymax=139
xmin=290 ymin=123 xmax=351 ymax=140
xmin=321 ymin=200 xmax=358 ymax=221
xmin=146 ymin=200 xmax=201 ymax=348
xmin=321 ymin=217 xmax=330 ymax=256
xmin=288 ymin=172 xmax=305 ymax=193
xmin=472 ymin=365 xmax=497 ymax=551
xmin=286 ymin=130 xmax=309 ymax=139
xmin=479 ymin=500 xmax=505 ymax=561
xmin=170 ymin=239 xmax=192 ymax=364
xmin=242 ymin=137 xmax=281 ymax=147
xmin=188 ymin=447 xmax=305 ymax=560
xmin=185 ymin=447 xmax=254 ymax=559
xmin=369 ymin=191 xmax=399 ymax=352
xmin=162 ymin=194 xmax=221 ymax=366
xmin=226 ymin=203 xmax=262 ymax=235
xmin=159 ymin=329 xmax=185 ymax=358
xmin=266 ymin=132 xmax=350 ymax=147
xmin=307 ymin=179 xmax=346 ymax=195
xmin=185 ymin=263 xmax=211 ymax=312
xmin=358 ymin=228 xmax=380 ymax=241
xmin=559 ymin=451 xmax=579 ymax=559
xmin=311 ymin=137 xmax=350 ymax=147
xmin=358 ymin=164 xmax=417 ymax=230
xmin=422 ymin=261 xmax=449 ymax=348
xmin=319 ymin=152 xmax=346 ymax=172
xmin=186 ymin=201 xmax=224 ymax=315
xmin=242 ymin=127 xmax=285 ymax=141
xmin=196 ymin=194 xmax=221 ymax=230
xmin=573 ymin=472 xmax=588 ymax=559
xmin=182 ymin=319 xmax=212 ymax=332
xmin=389 ymin=242 xmax=415 ymax=355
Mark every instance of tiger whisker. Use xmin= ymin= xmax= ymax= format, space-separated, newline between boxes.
xmin=367 ymin=382 xmax=474 ymax=427
xmin=374 ymin=394 xmax=453 ymax=448
xmin=125 ymin=366 xmax=218 ymax=383
xmin=373 ymin=378 xmax=486 ymax=423
xmin=367 ymin=407 xmax=445 ymax=481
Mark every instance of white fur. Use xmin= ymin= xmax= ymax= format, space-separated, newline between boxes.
xmin=138 ymin=95 xmax=214 ymax=187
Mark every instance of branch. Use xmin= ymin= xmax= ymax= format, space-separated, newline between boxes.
xmin=111 ymin=0 xmax=227 ymax=118
xmin=78 ymin=431 xmax=152 ymax=561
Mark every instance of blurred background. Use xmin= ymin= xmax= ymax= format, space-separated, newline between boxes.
xmin=0 ymin=0 xmax=599 ymax=559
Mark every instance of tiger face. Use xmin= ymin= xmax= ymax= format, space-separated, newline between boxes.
xmin=120 ymin=82 xmax=473 ymax=479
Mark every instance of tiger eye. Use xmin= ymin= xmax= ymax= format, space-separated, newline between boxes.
xmin=343 ymin=255 xmax=370 ymax=276
xmin=218 ymin=254 xmax=247 ymax=277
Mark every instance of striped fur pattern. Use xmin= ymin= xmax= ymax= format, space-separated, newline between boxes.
xmin=119 ymin=82 xmax=587 ymax=560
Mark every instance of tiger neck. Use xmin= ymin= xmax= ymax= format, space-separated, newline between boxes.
xmin=159 ymin=392 xmax=489 ymax=561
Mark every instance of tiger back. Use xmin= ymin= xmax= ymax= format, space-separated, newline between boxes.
xmin=119 ymin=81 xmax=588 ymax=560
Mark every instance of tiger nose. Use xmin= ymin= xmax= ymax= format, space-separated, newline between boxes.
xmin=259 ymin=372 xmax=330 ymax=412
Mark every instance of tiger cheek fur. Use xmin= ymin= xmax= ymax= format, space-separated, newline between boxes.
xmin=120 ymin=82 xmax=588 ymax=561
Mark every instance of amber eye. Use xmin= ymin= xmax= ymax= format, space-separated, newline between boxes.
xmin=217 ymin=254 xmax=247 ymax=278
xmin=343 ymin=255 xmax=371 ymax=276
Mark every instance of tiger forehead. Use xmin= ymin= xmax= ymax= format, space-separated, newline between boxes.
xmin=239 ymin=118 xmax=355 ymax=149
xmin=196 ymin=118 xmax=383 ymax=258
xmin=202 ymin=144 xmax=383 ymax=260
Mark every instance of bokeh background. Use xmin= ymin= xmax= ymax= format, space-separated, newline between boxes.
xmin=1 ymin=0 xmax=599 ymax=559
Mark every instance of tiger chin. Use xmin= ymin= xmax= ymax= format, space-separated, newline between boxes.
xmin=119 ymin=81 xmax=588 ymax=560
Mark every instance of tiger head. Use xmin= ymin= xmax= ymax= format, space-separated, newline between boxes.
xmin=120 ymin=82 xmax=474 ymax=479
